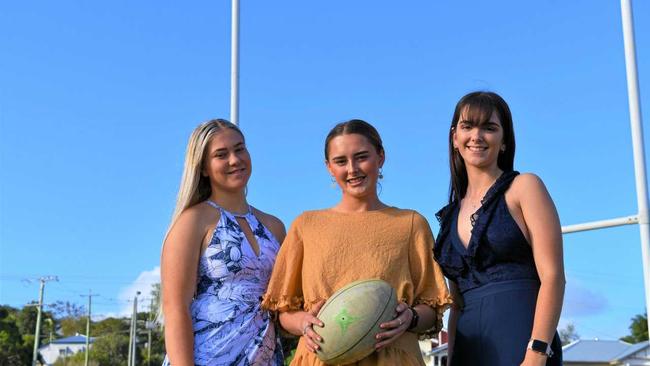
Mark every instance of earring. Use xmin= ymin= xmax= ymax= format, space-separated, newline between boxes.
xmin=330 ymin=176 xmax=337 ymax=188
xmin=500 ymin=145 xmax=506 ymax=152
xmin=378 ymin=169 xmax=384 ymax=180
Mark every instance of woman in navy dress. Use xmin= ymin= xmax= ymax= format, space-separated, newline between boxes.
xmin=434 ymin=92 xmax=564 ymax=366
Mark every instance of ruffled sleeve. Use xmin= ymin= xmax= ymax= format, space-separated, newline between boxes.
xmin=408 ymin=212 xmax=453 ymax=339
xmin=261 ymin=213 xmax=305 ymax=312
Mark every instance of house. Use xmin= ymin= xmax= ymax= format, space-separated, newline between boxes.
xmin=563 ymin=339 xmax=650 ymax=366
xmin=420 ymin=335 xmax=650 ymax=365
xmin=38 ymin=334 xmax=95 ymax=366
xmin=420 ymin=329 xmax=449 ymax=366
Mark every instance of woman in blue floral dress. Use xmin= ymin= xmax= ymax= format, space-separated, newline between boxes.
xmin=161 ymin=119 xmax=285 ymax=365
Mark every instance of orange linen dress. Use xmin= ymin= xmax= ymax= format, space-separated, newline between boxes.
xmin=261 ymin=207 xmax=452 ymax=366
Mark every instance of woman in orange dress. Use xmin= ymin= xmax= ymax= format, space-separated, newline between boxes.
xmin=262 ymin=119 xmax=451 ymax=365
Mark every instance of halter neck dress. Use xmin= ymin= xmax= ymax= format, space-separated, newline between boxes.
xmin=163 ymin=200 xmax=283 ymax=366
xmin=434 ymin=171 xmax=562 ymax=366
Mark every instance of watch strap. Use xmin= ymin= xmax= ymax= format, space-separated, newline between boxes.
xmin=527 ymin=339 xmax=554 ymax=357
xmin=407 ymin=306 xmax=419 ymax=330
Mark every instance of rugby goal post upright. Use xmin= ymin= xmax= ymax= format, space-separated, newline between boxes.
xmin=231 ymin=0 xmax=240 ymax=126
xmin=562 ymin=0 xmax=650 ymax=336
xmin=621 ymin=0 xmax=650 ymax=333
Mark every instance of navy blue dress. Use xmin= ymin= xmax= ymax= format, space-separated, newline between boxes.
xmin=435 ymin=171 xmax=562 ymax=366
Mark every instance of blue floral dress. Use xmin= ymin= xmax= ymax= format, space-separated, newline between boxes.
xmin=163 ymin=200 xmax=284 ymax=366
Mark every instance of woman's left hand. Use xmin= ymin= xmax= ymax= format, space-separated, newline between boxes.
xmin=520 ymin=349 xmax=548 ymax=366
xmin=375 ymin=301 xmax=411 ymax=350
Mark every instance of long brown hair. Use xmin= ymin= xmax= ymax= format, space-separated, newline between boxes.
xmin=448 ymin=91 xmax=515 ymax=203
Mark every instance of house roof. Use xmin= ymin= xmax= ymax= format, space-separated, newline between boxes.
xmin=612 ymin=340 xmax=650 ymax=361
xmin=562 ymin=339 xmax=632 ymax=362
xmin=49 ymin=335 xmax=95 ymax=345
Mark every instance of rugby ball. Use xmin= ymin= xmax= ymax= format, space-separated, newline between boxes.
xmin=313 ymin=279 xmax=397 ymax=365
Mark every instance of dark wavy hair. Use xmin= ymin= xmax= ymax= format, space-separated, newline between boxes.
xmin=448 ymin=91 xmax=515 ymax=203
xmin=324 ymin=119 xmax=384 ymax=160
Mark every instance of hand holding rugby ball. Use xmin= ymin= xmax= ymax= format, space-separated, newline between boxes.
xmin=312 ymin=279 xmax=398 ymax=365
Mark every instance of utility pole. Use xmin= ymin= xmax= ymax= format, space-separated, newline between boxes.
xmin=80 ymin=290 xmax=99 ymax=366
xmin=127 ymin=291 xmax=140 ymax=366
xmin=146 ymin=296 xmax=155 ymax=366
xmin=31 ymin=275 xmax=58 ymax=366
xmin=147 ymin=322 xmax=152 ymax=366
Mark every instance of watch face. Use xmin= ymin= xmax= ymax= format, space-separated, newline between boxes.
xmin=531 ymin=339 xmax=548 ymax=353
xmin=530 ymin=339 xmax=553 ymax=356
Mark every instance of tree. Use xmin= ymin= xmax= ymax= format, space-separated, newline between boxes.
xmin=93 ymin=317 xmax=129 ymax=336
xmin=90 ymin=333 xmax=131 ymax=366
xmin=0 ymin=306 xmax=32 ymax=366
xmin=621 ymin=313 xmax=648 ymax=343
xmin=15 ymin=305 xmax=38 ymax=336
xmin=143 ymin=282 xmax=165 ymax=365
xmin=49 ymin=301 xmax=86 ymax=319
xmin=559 ymin=323 xmax=580 ymax=346
xmin=53 ymin=350 xmax=99 ymax=366
xmin=49 ymin=301 xmax=87 ymax=336
xmin=150 ymin=283 xmax=161 ymax=316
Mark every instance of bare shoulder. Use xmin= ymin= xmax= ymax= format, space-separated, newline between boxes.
xmin=252 ymin=208 xmax=287 ymax=242
xmin=509 ymin=172 xmax=558 ymax=218
xmin=176 ymin=202 xmax=219 ymax=228
xmin=513 ymin=172 xmax=545 ymax=188
xmin=510 ymin=172 xmax=549 ymax=197
xmin=165 ymin=203 xmax=220 ymax=249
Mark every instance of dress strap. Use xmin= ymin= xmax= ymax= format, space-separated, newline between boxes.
xmin=205 ymin=200 xmax=252 ymax=218
xmin=205 ymin=200 xmax=221 ymax=210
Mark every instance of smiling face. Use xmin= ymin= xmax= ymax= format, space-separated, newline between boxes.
xmin=202 ymin=128 xmax=251 ymax=193
xmin=326 ymin=133 xmax=384 ymax=200
xmin=453 ymin=108 xmax=504 ymax=170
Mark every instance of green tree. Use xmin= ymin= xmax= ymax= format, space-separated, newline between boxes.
xmin=621 ymin=313 xmax=648 ymax=343
xmin=559 ymin=323 xmax=580 ymax=346
xmin=90 ymin=333 xmax=131 ymax=366
xmin=53 ymin=350 xmax=99 ymax=366
xmin=141 ymin=324 xmax=165 ymax=366
xmin=144 ymin=282 xmax=165 ymax=365
xmin=49 ymin=301 xmax=87 ymax=336
xmin=15 ymin=304 xmax=38 ymax=336
xmin=151 ymin=283 xmax=161 ymax=315
xmin=49 ymin=301 xmax=86 ymax=319
xmin=0 ymin=306 xmax=31 ymax=366
xmin=93 ymin=317 xmax=129 ymax=336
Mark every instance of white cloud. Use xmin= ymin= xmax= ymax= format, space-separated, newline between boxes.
xmin=118 ymin=266 xmax=160 ymax=316
xmin=91 ymin=312 xmax=121 ymax=321
xmin=562 ymin=278 xmax=608 ymax=317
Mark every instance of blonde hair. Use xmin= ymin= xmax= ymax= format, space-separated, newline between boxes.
xmin=158 ymin=118 xmax=244 ymax=324
xmin=167 ymin=118 xmax=244 ymax=237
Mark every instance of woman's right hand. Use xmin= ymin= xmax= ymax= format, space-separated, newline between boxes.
xmin=301 ymin=300 xmax=325 ymax=353
xmin=278 ymin=300 xmax=327 ymax=353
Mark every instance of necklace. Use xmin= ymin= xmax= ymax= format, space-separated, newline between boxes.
xmin=464 ymin=187 xmax=490 ymax=211
xmin=463 ymin=181 xmax=495 ymax=227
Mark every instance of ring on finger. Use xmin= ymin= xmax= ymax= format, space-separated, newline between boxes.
xmin=398 ymin=318 xmax=403 ymax=326
xmin=303 ymin=324 xmax=311 ymax=335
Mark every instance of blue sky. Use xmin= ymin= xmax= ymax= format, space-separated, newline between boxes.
xmin=1 ymin=1 xmax=649 ymax=340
